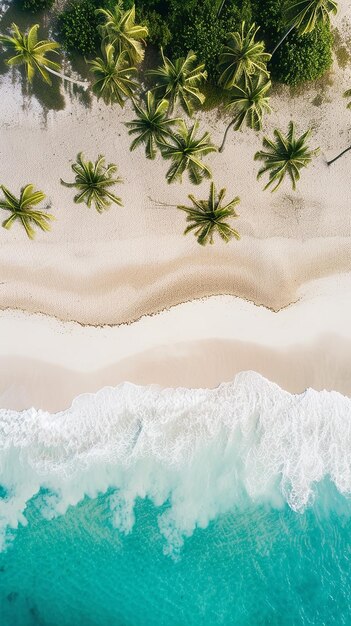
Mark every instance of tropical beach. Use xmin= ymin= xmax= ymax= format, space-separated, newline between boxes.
xmin=0 ymin=0 xmax=351 ymax=623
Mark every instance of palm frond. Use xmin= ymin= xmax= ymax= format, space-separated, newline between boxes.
xmin=225 ymin=74 xmax=272 ymax=131
xmin=0 ymin=184 xmax=54 ymax=239
xmin=254 ymin=121 xmax=319 ymax=191
xmin=61 ymin=153 xmax=123 ymax=213
xmin=97 ymin=4 xmax=148 ymax=64
xmin=178 ymin=182 xmax=240 ymax=245
xmin=126 ymin=91 xmax=181 ymax=159
xmin=0 ymin=22 xmax=60 ymax=84
xmin=218 ymin=22 xmax=271 ymax=89
xmin=89 ymin=45 xmax=138 ymax=107
xmin=283 ymin=0 xmax=338 ymax=35
xmin=160 ymin=121 xmax=216 ymax=185
xmin=148 ymin=49 xmax=207 ymax=115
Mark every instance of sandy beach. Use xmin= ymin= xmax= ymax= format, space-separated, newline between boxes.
xmin=0 ymin=1 xmax=351 ymax=410
xmin=0 ymin=274 xmax=350 ymax=411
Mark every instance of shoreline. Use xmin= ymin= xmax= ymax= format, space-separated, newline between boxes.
xmin=0 ymin=11 xmax=351 ymax=325
xmin=0 ymin=235 xmax=351 ymax=325
xmin=1 ymin=275 xmax=351 ymax=411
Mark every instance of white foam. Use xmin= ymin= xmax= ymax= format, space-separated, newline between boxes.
xmin=0 ymin=371 xmax=350 ymax=553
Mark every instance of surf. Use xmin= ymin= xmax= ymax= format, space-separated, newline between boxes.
xmin=0 ymin=371 xmax=350 ymax=553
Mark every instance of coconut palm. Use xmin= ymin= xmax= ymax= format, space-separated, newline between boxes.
xmin=285 ymin=0 xmax=338 ymax=34
xmin=61 ymin=153 xmax=123 ymax=213
xmin=272 ymin=0 xmax=338 ymax=54
xmin=0 ymin=184 xmax=54 ymax=239
xmin=218 ymin=22 xmax=271 ymax=90
xmin=219 ymin=75 xmax=272 ymax=152
xmin=126 ymin=91 xmax=181 ymax=160
xmin=178 ymin=182 xmax=240 ymax=246
xmin=148 ymin=49 xmax=207 ymax=115
xmin=0 ymin=23 xmax=86 ymax=86
xmin=159 ymin=121 xmax=216 ymax=185
xmin=254 ymin=121 xmax=319 ymax=191
xmin=327 ymin=88 xmax=351 ymax=164
xmin=97 ymin=2 xmax=148 ymax=64
xmin=326 ymin=88 xmax=351 ymax=164
xmin=89 ymin=44 xmax=138 ymax=106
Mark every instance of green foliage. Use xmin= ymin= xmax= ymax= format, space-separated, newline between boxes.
xmin=61 ymin=153 xmax=123 ymax=213
xmin=133 ymin=0 xmax=247 ymax=79
xmin=21 ymin=0 xmax=55 ymax=12
xmin=126 ymin=91 xmax=181 ymax=159
xmin=171 ymin=0 xmax=242 ymax=79
xmin=284 ymin=0 xmax=338 ymax=35
xmin=137 ymin=9 xmax=172 ymax=48
xmin=218 ymin=22 xmax=271 ymax=89
xmin=57 ymin=0 xmax=109 ymax=56
xmin=250 ymin=0 xmax=333 ymax=85
xmin=89 ymin=44 xmax=138 ymax=106
xmin=254 ymin=121 xmax=320 ymax=191
xmin=0 ymin=23 xmax=60 ymax=84
xmin=225 ymin=74 xmax=272 ymax=131
xmin=97 ymin=4 xmax=148 ymax=64
xmin=178 ymin=182 xmax=240 ymax=246
xmin=273 ymin=22 xmax=333 ymax=85
xmin=0 ymin=184 xmax=54 ymax=239
xmin=148 ymin=49 xmax=207 ymax=116
xmin=159 ymin=120 xmax=216 ymax=185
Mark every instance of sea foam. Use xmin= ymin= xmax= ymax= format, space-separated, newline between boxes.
xmin=0 ymin=371 xmax=350 ymax=553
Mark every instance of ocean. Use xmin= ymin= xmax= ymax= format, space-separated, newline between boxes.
xmin=0 ymin=372 xmax=351 ymax=625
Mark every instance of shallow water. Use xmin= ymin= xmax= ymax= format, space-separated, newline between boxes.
xmin=1 ymin=486 xmax=351 ymax=626
xmin=0 ymin=372 xmax=351 ymax=624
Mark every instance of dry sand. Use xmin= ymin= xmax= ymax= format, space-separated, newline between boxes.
xmin=0 ymin=275 xmax=350 ymax=411
xmin=0 ymin=2 xmax=351 ymax=409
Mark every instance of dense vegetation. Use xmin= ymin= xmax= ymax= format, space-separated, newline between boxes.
xmin=132 ymin=0 xmax=333 ymax=86
xmin=20 ymin=0 xmax=55 ymax=12
xmin=2 ymin=0 xmax=346 ymax=244
xmin=57 ymin=0 xmax=111 ymax=56
xmin=250 ymin=0 xmax=333 ymax=85
xmin=42 ymin=0 xmax=334 ymax=88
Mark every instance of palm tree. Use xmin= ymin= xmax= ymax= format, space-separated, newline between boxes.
xmin=0 ymin=23 xmax=87 ymax=87
xmin=61 ymin=153 xmax=123 ymax=213
xmin=89 ymin=44 xmax=138 ymax=106
xmin=0 ymin=184 xmax=54 ymax=239
xmin=159 ymin=121 xmax=216 ymax=185
xmin=125 ymin=91 xmax=181 ymax=159
xmin=97 ymin=2 xmax=148 ymax=65
xmin=218 ymin=22 xmax=271 ymax=90
xmin=254 ymin=121 xmax=319 ymax=191
xmin=219 ymin=75 xmax=271 ymax=152
xmin=148 ymin=49 xmax=207 ymax=115
xmin=178 ymin=182 xmax=240 ymax=245
xmin=272 ymin=0 xmax=338 ymax=55
xmin=327 ymin=88 xmax=351 ymax=165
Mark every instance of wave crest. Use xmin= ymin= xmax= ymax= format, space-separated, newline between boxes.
xmin=0 ymin=372 xmax=350 ymax=552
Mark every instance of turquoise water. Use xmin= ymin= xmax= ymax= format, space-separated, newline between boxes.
xmin=1 ymin=487 xmax=351 ymax=625
xmin=1 ymin=373 xmax=351 ymax=625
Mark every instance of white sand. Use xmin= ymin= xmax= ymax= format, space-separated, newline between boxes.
xmin=0 ymin=3 xmax=350 ymax=409
xmin=0 ymin=7 xmax=350 ymax=323
xmin=0 ymin=274 xmax=351 ymax=411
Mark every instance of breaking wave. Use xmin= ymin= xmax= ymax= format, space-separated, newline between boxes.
xmin=0 ymin=371 xmax=350 ymax=553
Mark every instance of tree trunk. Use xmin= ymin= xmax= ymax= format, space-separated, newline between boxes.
xmin=327 ymin=145 xmax=351 ymax=165
xmin=219 ymin=119 xmax=235 ymax=153
xmin=44 ymin=65 xmax=89 ymax=88
xmin=217 ymin=0 xmax=227 ymax=18
xmin=271 ymin=24 xmax=296 ymax=56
